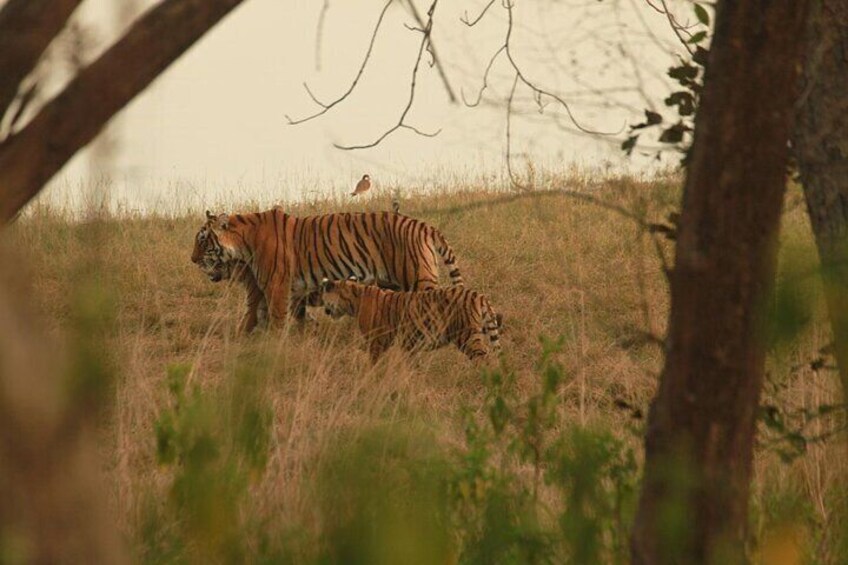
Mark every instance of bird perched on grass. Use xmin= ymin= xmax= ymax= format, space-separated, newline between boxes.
xmin=352 ymin=174 xmax=371 ymax=196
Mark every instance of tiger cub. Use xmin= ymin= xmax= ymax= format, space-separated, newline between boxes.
xmin=314 ymin=279 xmax=502 ymax=362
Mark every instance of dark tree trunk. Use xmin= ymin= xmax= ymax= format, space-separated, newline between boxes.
xmin=631 ymin=2 xmax=811 ymax=563
xmin=0 ymin=0 xmax=83 ymax=117
xmin=0 ymin=0 xmax=245 ymax=223
xmin=793 ymin=1 xmax=848 ymax=395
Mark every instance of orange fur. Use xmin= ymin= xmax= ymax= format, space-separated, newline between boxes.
xmin=191 ymin=209 xmax=463 ymax=330
xmin=318 ymin=280 xmax=502 ymax=362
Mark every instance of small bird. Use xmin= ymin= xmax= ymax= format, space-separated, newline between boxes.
xmin=351 ymin=174 xmax=371 ymax=196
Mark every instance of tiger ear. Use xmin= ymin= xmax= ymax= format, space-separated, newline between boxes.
xmin=217 ymin=213 xmax=230 ymax=230
xmin=321 ymin=278 xmax=333 ymax=292
xmin=205 ymin=210 xmax=215 ymax=221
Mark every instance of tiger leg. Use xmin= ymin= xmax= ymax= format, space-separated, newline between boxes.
xmin=238 ymin=306 xmax=258 ymax=335
xmin=238 ymin=293 xmax=268 ymax=334
xmin=368 ymin=337 xmax=390 ymax=364
xmin=289 ymin=295 xmax=309 ymax=324
xmin=459 ymin=331 xmax=489 ymax=361
xmin=236 ymin=264 xmax=264 ymax=335
xmin=256 ymin=297 xmax=269 ymax=329
xmin=265 ymin=278 xmax=291 ymax=329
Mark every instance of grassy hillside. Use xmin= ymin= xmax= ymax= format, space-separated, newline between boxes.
xmin=6 ymin=173 xmax=846 ymax=562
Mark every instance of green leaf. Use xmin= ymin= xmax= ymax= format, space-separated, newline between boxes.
xmin=694 ymin=3 xmax=710 ymax=26
xmin=687 ymin=31 xmax=707 ymax=44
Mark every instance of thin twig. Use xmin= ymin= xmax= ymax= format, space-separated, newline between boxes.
xmin=505 ymin=73 xmax=531 ymax=190
xmin=658 ymin=0 xmax=694 ymax=55
xmin=461 ymin=0 xmax=496 ymax=26
xmin=405 ymin=0 xmax=456 ymax=102
xmin=286 ymin=0 xmax=394 ymax=125
xmin=462 ymin=45 xmax=505 ymax=107
xmin=314 ymin=0 xmax=329 ymax=71
xmin=502 ymin=1 xmax=619 ymax=136
xmin=334 ymin=0 xmax=440 ymax=150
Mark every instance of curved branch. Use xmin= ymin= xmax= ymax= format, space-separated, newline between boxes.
xmin=502 ymin=1 xmax=618 ymax=136
xmin=334 ymin=0 xmax=441 ymax=150
xmin=314 ymin=0 xmax=329 ymax=71
xmin=504 ymin=73 xmax=530 ymax=190
xmin=401 ymin=123 xmax=442 ymax=137
xmin=286 ymin=0 xmax=395 ymax=125
xmin=0 ymin=0 xmax=245 ymax=223
xmin=658 ymin=0 xmax=695 ymax=55
xmin=0 ymin=0 xmax=83 ymax=119
xmin=461 ymin=0 xmax=496 ymax=26
xmin=630 ymin=0 xmax=693 ymax=55
xmin=461 ymin=45 xmax=505 ymax=107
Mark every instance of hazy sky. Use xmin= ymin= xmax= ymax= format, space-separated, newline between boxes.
xmin=37 ymin=0 xmax=689 ymax=212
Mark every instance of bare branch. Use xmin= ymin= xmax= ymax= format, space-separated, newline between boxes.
xmin=535 ymin=13 xmax=651 ymax=114
xmin=5 ymin=79 xmax=39 ymax=134
xmin=502 ymin=67 xmax=671 ymax=273
xmin=302 ymin=82 xmax=330 ymax=109
xmin=334 ymin=0 xmax=441 ymax=151
xmin=0 ymin=0 xmax=83 ymax=119
xmin=404 ymin=0 xmax=455 ymax=105
xmin=461 ymin=0 xmax=496 ymax=26
xmin=504 ymin=73 xmax=530 ymax=190
xmin=502 ymin=1 xmax=618 ymax=136
xmin=286 ymin=0 xmax=394 ymax=125
xmin=627 ymin=0 xmax=682 ymax=57
xmin=461 ymin=45 xmax=505 ymax=107
xmin=658 ymin=0 xmax=694 ymax=55
xmin=314 ymin=0 xmax=329 ymax=71
xmin=0 ymin=0 xmax=246 ymax=223
xmin=400 ymin=123 xmax=442 ymax=137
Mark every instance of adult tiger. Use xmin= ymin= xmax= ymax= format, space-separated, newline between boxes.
xmin=191 ymin=209 xmax=464 ymax=331
xmin=313 ymin=279 xmax=502 ymax=362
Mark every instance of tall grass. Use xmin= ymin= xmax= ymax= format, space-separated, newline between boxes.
xmin=3 ymin=172 xmax=846 ymax=562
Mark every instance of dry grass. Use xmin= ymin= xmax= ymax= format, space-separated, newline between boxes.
xmin=5 ymin=172 xmax=847 ymax=561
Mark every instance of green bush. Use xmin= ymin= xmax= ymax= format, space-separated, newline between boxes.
xmin=151 ymin=362 xmax=272 ymax=563
xmin=452 ymin=337 xmax=638 ymax=564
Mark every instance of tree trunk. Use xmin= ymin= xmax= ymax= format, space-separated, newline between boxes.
xmin=0 ymin=0 xmax=83 ymax=117
xmin=0 ymin=0 xmax=245 ymax=223
xmin=631 ymin=1 xmax=810 ymax=563
xmin=793 ymin=1 xmax=848 ymax=395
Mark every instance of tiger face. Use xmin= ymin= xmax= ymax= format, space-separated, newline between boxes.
xmin=316 ymin=280 xmax=359 ymax=319
xmin=191 ymin=211 xmax=237 ymax=282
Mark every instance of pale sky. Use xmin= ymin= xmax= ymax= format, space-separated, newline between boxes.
xmin=33 ymin=0 xmax=691 ymax=213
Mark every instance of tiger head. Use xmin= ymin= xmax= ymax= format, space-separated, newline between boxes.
xmin=315 ymin=279 xmax=363 ymax=319
xmin=191 ymin=210 xmax=240 ymax=282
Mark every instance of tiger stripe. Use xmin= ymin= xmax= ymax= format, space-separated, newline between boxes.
xmin=191 ymin=209 xmax=464 ymax=332
xmin=316 ymin=280 xmax=502 ymax=363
